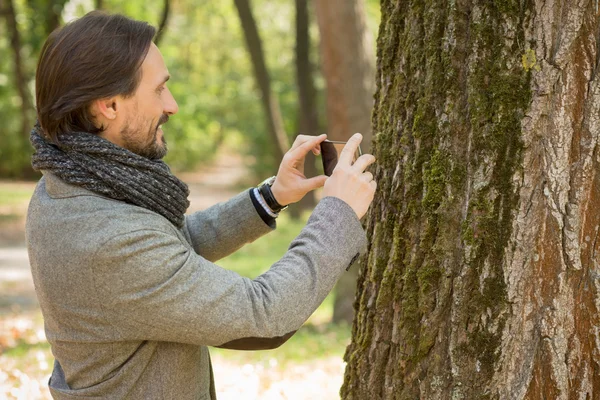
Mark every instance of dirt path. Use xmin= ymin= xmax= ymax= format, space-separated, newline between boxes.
xmin=179 ymin=151 xmax=253 ymax=212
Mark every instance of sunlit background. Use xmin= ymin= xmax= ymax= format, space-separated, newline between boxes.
xmin=0 ymin=0 xmax=380 ymax=398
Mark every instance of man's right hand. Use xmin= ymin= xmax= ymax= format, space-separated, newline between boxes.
xmin=322 ymin=133 xmax=377 ymax=219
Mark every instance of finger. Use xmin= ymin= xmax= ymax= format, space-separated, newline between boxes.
xmin=361 ymin=171 xmax=374 ymax=182
xmin=291 ymin=134 xmax=326 ymax=152
xmin=289 ymin=135 xmax=311 ymax=152
xmin=290 ymin=134 xmax=311 ymax=151
xmin=301 ymin=175 xmax=328 ymax=192
xmin=352 ymin=154 xmax=376 ymax=172
xmin=289 ymin=134 xmax=327 ymax=161
xmin=339 ymin=133 xmax=363 ymax=166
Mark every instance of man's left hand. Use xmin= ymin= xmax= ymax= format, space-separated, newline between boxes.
xmin=270 ymin=134 xmax=328 ymax=206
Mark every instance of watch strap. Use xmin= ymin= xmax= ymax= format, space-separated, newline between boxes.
xmin=258 ymin=179 xmax=287 ymax=213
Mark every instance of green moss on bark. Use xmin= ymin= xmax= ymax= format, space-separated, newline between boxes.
xmin=342 ymin=1 xmax=533 ymax=399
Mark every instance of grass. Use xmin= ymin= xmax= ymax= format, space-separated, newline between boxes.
xmin=0 ymin=185 xmax=34 ymax=207
xmin=215 ymin=212 xmax=351 ymax=362
xmin=3 ymin=340 xmax=51 ymax=359
xmin=218 ymin=213 xmax=308 ymax=278
xmin=0 ymin=183 xmax=36 ymax=245
xmin=210 ymin=322 xmax=351 ymax=368
xmin=0 ymin=214 xmax=20 ymax=223
xmin=0 ymin=183 xmax=35 ymax=230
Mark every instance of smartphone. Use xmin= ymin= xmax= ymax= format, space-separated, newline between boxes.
xmin=320 ymin=140 xmax=363 ymax=177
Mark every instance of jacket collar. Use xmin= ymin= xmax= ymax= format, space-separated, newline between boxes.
xmin=43 ymin=172 xmax=101 ymax=199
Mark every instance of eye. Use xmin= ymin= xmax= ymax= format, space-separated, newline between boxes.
xmin=156 ymin=85 xmax=165 ymax=94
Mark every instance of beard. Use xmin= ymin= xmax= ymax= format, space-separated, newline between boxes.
xmin=120 ymin=114 xmax=169 ymax=160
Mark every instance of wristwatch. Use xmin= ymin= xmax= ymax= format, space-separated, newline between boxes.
xmin=258 ymin=176 xmax=288 ymax=213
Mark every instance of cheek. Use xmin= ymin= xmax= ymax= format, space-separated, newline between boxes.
xmin=138 ymin=96 xmax=162 ymax=115
xmin=151 ymin=98 xmax=162 ymax=111
xmin=150 ymin=102 xmax=164 ymax=122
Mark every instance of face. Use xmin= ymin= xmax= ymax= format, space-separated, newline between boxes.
xmin=116 ymin=43 xmax=178 ymax=160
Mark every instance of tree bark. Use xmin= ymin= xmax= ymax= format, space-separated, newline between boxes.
xmin=234 ymin=0 xmax=289 ymax=166
xmin=290 ymin=0 xmax=318 ymax=218
xmin=342 ymin=1 xmax=600 ymax=399
xmin=154 ymin=0 xmax=170 ymax=46
xmin=315 ymin=0 xmax=375 ymax=324
xmin=1 ymin=0 xmax=34 ymax=141
xmin=314 ymin=0 xmax=375 ymax=151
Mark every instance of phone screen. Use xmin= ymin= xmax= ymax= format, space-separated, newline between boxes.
xmin=320 ymin=140 xmax=362 ymax=176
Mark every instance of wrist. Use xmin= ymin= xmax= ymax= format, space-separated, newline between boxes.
xmin=270 ymin=180 xmax=288 ymax=206
xmin=258 ymin=176 xmax=288 ymax=213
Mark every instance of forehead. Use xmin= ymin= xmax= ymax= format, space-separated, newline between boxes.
xmin=140 ymin=43 xmax=168 ymax=84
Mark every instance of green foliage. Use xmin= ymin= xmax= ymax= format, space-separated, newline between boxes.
xmin=0 ymin=1 xmax=277 ymax=178
xmin=0 ymin=0 xmax=380 ymax=180
xmin=0 ymin=105 xmax=30 ymax=178
xmin=0 ymin=0 xmax=34 ymax=178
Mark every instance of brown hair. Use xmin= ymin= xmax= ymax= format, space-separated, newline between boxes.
xmin=35 ymin=11 xmax=156 ymax=143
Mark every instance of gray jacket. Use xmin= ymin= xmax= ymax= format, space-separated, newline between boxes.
xmin=26 ymin=173 xmax=367 ymax=399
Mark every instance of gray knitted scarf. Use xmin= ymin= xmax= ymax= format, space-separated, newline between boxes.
xmin=30 ymin=126 xmax=190 ymax=228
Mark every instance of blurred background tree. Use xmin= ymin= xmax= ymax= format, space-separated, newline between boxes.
xmin=314 ymin=0 xmax=376 ymax=325
xmin=0 ymin=0 xmax=380 ymax=181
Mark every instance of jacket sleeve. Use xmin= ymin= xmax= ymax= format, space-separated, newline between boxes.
xmin=183 ymin=190 xmax=274 ymax=262
xmin=92 ymin=197 xmax=367 ymax=347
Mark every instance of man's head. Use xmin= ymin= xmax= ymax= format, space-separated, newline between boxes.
xmin=36 ymin=11 xmax=178 ymax=160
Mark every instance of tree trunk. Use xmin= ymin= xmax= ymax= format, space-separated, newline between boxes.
xmin=44 ymin=0 xmax=65 ymax=35
xmin=1 ymin=0 xmax=34 ymax=141
xmin=342 ymin=1 xmax=600 ymax=399
xmin=315 ymin=0 xmax=375 ymax=324
xmin=234 ymin=0 xmax=289 ymax=166
xmin=153 ymin=0 xmax=170 ymax=46
xmin=290 ymin=0 xmax=318 ymax=218
xmin=314 ymin=0 xmax=375 ymax=151
xmin=332 ymin=260 xmax=359 ymax=324
xmin=95 ymin=0 xmax=103 ymax=10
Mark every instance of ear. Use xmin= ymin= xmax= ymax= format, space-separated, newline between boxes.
xmin=90 ymin=97 xmax=119 ymax=121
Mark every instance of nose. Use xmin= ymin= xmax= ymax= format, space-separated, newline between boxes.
xmin=164 ymin=87 xmax=179 ymax=116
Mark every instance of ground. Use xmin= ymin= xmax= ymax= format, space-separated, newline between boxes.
xmin=0 ymin=150 xmax=348 ymax=399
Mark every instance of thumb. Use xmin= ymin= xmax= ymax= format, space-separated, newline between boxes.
xmin=302 ymin=175 xmax=328 ymax=192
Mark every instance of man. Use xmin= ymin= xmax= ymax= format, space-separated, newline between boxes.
xmin=27 ymin=11 xmax=376 ymax=399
